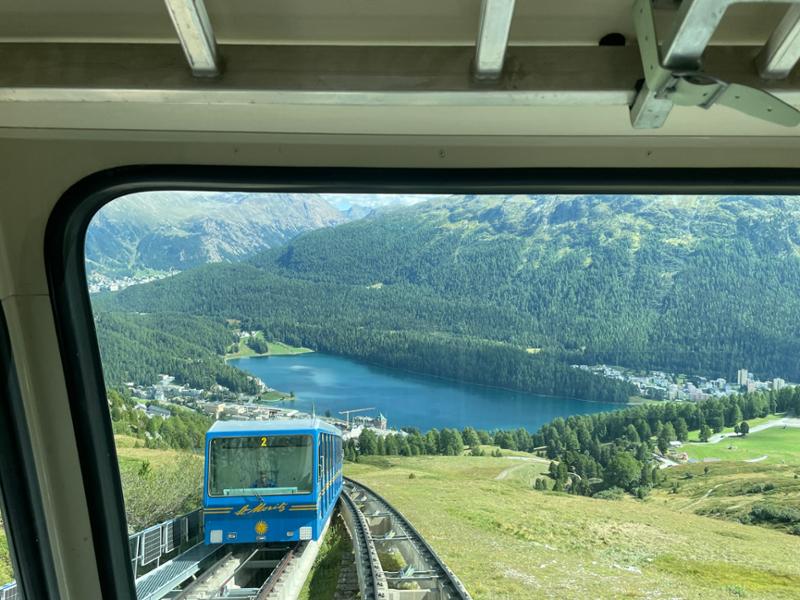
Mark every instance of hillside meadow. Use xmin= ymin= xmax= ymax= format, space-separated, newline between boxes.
xmin=682 ymin=426 xmax=800 ymax=464
xmin=345 ymin=454 xmax=800 ymax=600
xmin=0 ymin=526 xmax=11 ymax=586
xmin=115 ymin=435 xmax=204 ymax=531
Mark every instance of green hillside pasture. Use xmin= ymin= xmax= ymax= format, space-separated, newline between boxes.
xmin=115 ymin=436 xmax=204 ymax=532
xmin=0 ymin=526 xmax=12 ymax=586
xmin=346 ymin=455 xmax=800 ymax=600
xmin=685 ymin=415 xmax=783 ymax=442
xmin=655 ymin=460 xmax=800 ymax=534
xmin=683 ymin=427 xmax=800 ymax=464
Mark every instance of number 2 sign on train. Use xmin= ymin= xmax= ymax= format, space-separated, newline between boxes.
xmin=203 ymin=419 xmax=343 ymax=544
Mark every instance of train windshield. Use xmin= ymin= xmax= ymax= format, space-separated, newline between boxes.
xmin=209 ymin=435 xmax=313 ymax=496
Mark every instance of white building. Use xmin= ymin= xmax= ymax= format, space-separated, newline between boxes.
xmin=737 ymin=368 xmax=749 ymax=386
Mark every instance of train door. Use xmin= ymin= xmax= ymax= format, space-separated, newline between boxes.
xmin=325 ymin=434 xmax=331 ymax=509
xmin=317 ymin=434 xmax=324 ymax=515
xmin=326 ymin=434 xmax=332 ymax=510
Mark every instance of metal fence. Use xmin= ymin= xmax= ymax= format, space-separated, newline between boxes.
xmin=2 ymin=508 xmax=203 ymax=597
xmin=0 ymin=582 xmax=18 ymax=600
xmin=129 ymin=509 xmax=202 ymax=579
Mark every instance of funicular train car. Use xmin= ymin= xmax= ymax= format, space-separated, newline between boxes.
xmin=203 ymin=419 xmax=342 ymax=544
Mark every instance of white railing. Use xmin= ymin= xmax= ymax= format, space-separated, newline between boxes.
xmin=129 ymin=509 xmax=202 ymax=578
xmin=0 ymin=582 xmax=18 ymax=600
xmin=1 ymin=508 xmax=203 ymax=597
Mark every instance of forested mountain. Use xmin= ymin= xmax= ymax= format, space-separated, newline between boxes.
xmin=98 ymin=194 xmax=800 ymax=400
xmin=85 ymin=191 xmax=345 ymax=283
xmin=95 ymin=312 xmax=260 ymax=394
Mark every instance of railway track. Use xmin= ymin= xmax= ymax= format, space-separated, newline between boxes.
xmin=132 ymin=478 xmax=468 ymax=600
xmin=135 ymin=519 xmax=330 ymax=600
xmin=341 ymin=477 xmax=472 ymax=600
xmin=171 ymin=544 xmax=300 ymax=600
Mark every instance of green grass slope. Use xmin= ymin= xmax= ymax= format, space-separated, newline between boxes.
xmin=0 ymin=526 xmax=12 ymax=586
xmin=656 ymin=461 xmax=800 ymax=533
xmin=346 ymin=455 xmax=800 ymax=599
xmin=683 ymin=427 xmax=800 ymax=464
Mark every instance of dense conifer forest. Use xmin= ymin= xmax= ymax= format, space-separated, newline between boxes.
xmin=95 ymin=194 xmax=800 ymax=401
xmin=95 ymin=312 xmax=260 ymax=394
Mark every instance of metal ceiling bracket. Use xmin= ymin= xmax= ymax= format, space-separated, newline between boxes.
xmin=757 ymin=5 xmax=800 ymax=79
xmin=473 ymin=0 xmax=516 ymax=80
xmin=630 ymin=0 xmax=800 ymax=128
xmin=163 ymin=0 xmax=220 ymax=77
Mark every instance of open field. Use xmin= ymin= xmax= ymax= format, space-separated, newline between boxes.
xmin=685 ymin=414 xmax=785 ymax=443
xmin=259 ymin=390 xmax=294 ymax=402
xmin=476 ymin=445 xmax=543 ymax=459
xmin=682 ymin=427 xmax=800 ymax=464
xmin=224 ymin=337 xmax=313 ymax=360
xmin=114 ymin=434 xmax=202 ymax=471
xmin=655 ymin=425 xmax=800 ymax=535
xmin=345 ymin=454 xmax=800 ymax=600
xmin=114 ymin=436 xmax=203 ymax=531
xmin=627 ymin=396 xmax=661 ymax=406
xmin=265 ymin=341 xmax=314 ymax=356
xmin=654 ymin=461 xmax=800 ymax=531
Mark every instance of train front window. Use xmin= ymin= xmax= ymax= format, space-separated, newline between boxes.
xmin=209 ymin=435 xmax=313 ymax=496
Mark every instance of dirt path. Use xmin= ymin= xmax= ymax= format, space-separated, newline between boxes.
xmin=744 ymin=455 xmax=768 ymax=463
xmin=681 ymin=483 xmax=723 ymax=511
xmin=495 ymin=457 xmax=549 ymax=480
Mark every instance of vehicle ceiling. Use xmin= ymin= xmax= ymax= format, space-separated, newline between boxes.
xmin=1 ymin=0 xmax=799 ymax=137
xmin=0 ymin=0 xmax=787 ymax=45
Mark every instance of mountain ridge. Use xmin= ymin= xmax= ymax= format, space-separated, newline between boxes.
xmin=98 ymin=194 xmax=800 ymax=398
xmin=85 ymin=191 xmax=347 ymax=284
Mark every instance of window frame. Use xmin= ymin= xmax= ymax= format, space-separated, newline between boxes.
xmin=0 ymin=307 xmax=59 ymax=599
xmin=43 ymin=164 xmax=800 ymax=599
xmin=207 ymin=434 xmax=313 ymax=497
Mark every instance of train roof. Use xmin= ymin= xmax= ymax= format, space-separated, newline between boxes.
xmin=207 ymin=418 xmax=341 ymax=437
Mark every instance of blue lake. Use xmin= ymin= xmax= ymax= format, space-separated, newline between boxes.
xmin=229 ymin=353 xmax=621 ymax=431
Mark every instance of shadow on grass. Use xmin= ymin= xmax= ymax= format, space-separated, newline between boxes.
xmin=299 ymin=514 xmax=352 ymax=600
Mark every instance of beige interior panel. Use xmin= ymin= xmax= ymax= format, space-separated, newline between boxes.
xmin=0 ymin=295 xmax=102 ymax=600
xmin=0 ymin=0 xmax=787 ymax=46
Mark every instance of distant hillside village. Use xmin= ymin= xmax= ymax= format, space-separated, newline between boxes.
xmin=575 ymin=364 xmax=793 ymax=401
xmin=124 ymin=374 xmax=401 ymax=441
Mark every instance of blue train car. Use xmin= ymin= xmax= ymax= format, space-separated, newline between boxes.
xmin=203 ymin=419 xmax=343 ymax=544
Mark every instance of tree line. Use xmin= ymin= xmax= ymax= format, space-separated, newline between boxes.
xmin=346 ymin=387 xmax=800 ymax=499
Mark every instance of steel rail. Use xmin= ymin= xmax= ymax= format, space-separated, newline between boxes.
xmin=212 ymin=547 xmax=260 ymax=597
xmin=172 ymin=552 xmax=234 ymax=600
xmin=343 ymin=477 xmax=471 ymax=600
xmin=340 ymin=490 xmax=388 ymax=600
xmin=254 ymin=543 xmax=302 ymax=599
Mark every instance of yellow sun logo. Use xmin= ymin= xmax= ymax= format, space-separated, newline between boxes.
xmin=255 ymin=521 xmax=268 ymax=535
